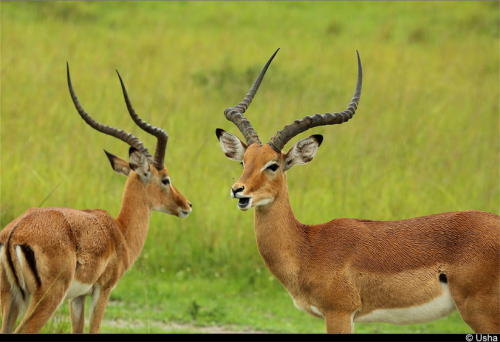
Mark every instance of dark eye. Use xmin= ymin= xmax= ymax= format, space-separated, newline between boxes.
xmin=162 ymin=178 xmax=170 ymax=186
xmin=267 ymin=164 xmax=279 ymax=172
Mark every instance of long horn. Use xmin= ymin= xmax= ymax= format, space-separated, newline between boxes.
xmin=268 ymin=50 xmax=362 ymax=153
xmin=67 ymin=63 xmax=153 ymax=161
xmin=224 ymin=48 xmax=279 ymax=146
xmin=116 ymin=71 xmax=168 ymax=171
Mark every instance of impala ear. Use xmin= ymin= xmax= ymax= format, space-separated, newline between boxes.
xmin=128 ymin=147 xmax=150 ymax=176
xmin=104 ymin=150 xmax=131 ymax=177
xmin=283 ymin=135 xmax=323 ymax=171
xmin=216 ymin=128 xmax=247 ymax=162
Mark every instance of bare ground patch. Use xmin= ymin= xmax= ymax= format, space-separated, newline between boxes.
xmin=103 ymin=318 xmax=267 ymax=334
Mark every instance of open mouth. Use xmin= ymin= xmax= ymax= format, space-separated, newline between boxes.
xmin=237 ymin=197 xmax=252 ymax=210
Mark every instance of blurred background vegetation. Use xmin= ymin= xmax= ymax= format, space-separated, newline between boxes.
xmin=1 ymin=1 xmax=498 ymax=333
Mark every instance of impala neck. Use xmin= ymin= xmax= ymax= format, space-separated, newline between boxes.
xmin=253 ymin=174 xmax=309 ymax=293
xmin=115 ymin=174 xmax=151 ymax=267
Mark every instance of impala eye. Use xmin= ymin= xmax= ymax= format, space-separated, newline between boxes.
xmin=162 ymin=178 xmax=170 ymax=186
xmin=267 ymin=164 xmax=279 ymax=172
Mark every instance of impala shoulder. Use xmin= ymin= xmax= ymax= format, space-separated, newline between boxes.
xmin=79 ymin=209 xmax=119 ymax=230
xmin=81 ymin=208 xmax=114 ymax=218
xmin=326 ymin=217 xmax=379 ymax=230
xmin=313 ymin=218 xmax=368 ymax=242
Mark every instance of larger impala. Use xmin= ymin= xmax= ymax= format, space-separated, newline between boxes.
xmin=0 ymin=65 xmax=192 ymax=333
xmin=216 ymin=49 xmax=499 ymax=333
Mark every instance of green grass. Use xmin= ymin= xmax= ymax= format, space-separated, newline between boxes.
xmin=38 ymin=268 xmax=473 ymax=334
xmin=2 ymin=1 xmax=498 ymax=334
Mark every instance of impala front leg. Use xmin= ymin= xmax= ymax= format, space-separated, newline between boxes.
xmin=324 ymin=311 xmax=354 ymax=333
xmin=88 ymin=285 xmax=112 ymax=333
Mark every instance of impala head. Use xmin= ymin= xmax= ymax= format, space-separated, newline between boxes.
xmin=67 ymin=63 xmax=192 ymax=218
xmin=216 ymin=49 xmax=362 ymax=211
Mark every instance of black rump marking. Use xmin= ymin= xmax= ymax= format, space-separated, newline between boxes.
xmin=19 ymin=244 xmax=41 ymax=287
xmin=439 ymin=273 xmax=448 ymax=284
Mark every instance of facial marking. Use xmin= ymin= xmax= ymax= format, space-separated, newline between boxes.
xmin=178 ymin=209 xmax=191 ymax=218
xmin=254 ymin=198 xmax=273 ymax=207
xmin=261 ymin=161 xmax=279 ymax=172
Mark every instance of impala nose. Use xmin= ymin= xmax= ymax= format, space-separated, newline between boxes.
xmin=231 ymin=186 xmax=244 ymax=198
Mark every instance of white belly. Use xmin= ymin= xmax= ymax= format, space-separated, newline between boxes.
xmin=354 ymin=284 xmax=456 ymax=325
xmin=64 ymin=280 xmax=93 ymax=300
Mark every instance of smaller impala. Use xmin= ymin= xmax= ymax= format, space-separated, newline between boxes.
xmin=0 ymin=65 xmax=192 ymax=333
xmin=216 ymin=49 xmax=499 ymax=333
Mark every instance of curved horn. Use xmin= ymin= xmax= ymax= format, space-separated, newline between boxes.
xmin=67 ymin=63 xmax=153 ymax=161
xmin=268 ymin=50 xmax=362 ymax=153
xmin=224 ymin=48 xmax=279 ymax=146
xmin=116 ymin=71 xmax=168 ymax=171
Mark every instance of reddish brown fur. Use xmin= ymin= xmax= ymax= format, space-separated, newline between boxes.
xmin=0 ymin=160 xmax=191 ymax=333
xmin=223 ymin=141 xmax=500 ymax=333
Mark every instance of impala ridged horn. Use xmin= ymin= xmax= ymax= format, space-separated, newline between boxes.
xmin=223 ymin=48 xmax=280 ymax=146
xmin=116 ymin=71 xmax=168 ymax=170
xmin=67 ymin=63 xmax=160 ymax=167
xmin=268 ymin=51 xmax=362 ymax=153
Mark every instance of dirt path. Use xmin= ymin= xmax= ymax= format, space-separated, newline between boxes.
xmin=103 ymin=318 xmax=267 ymax=334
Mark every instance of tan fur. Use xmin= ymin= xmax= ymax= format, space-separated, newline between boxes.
xmin=221 ymin=141 xmax=500 ymax=333
xmin=0 ymin=158 xmax=191 ymax=333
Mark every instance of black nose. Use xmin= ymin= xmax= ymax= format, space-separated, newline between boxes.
xmin=189 ymin=203 xmax=192 ymax=208
xmin=232 ymin=186 xmax=244 ymax=196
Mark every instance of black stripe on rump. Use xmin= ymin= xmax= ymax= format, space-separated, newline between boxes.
xmin=19 ymin=244 xmax=41 ymax=287
xmin=6 ymin=224 xmax=26 ymax=300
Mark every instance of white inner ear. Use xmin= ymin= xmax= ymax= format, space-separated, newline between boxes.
xmin=129 ymin=151 xmax=150 ymax=175
xmin=117 ymin=165 xmax=131 ymax=176
xmin=284 ymin=136 xmax=320 ymax=171
xmin=219 ymin=132 xmax=247 ymax=161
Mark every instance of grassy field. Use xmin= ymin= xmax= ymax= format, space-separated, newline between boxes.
xmin=1 ymin=1 xmax=498 ymax=334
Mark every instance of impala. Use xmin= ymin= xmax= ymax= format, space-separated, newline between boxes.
xmin=216 ymin=49 xmax=499 ymax=333
xmin=0 ymin=65 xmax=192 ymax=333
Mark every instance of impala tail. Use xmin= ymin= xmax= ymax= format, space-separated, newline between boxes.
xmin=1 ymin=223 xmax=36 ymax=326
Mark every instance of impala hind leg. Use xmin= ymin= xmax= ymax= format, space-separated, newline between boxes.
xmin=455 ymin=293 xmax=500 ymax=333
xmin=88 ymin=285 xmax=112 ymax=333
xmin=0 ymin=282 xmax=19 ymax=333
xmin=0 ymin=264 xmax=22 ymax=333
xmin=324 ymin=311 xmax=354 ymax=333
xmin=70 ymin=295 xmax=86 ymax=333
xmin=0 ymin=291 xmax=20 ymax=333
xmin=13 ymin=281 xmax=69 ymax=333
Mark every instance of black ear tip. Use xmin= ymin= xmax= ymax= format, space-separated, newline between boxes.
xmin=312 ymin=134 xmax=323 ymax=146
xmin=103 ymin=149 xmax=113 ymax=158
xmin=216 ymin=128 xmax=225 ymax=139
xmin=103 ymin=149 xmax=116 ymax=166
